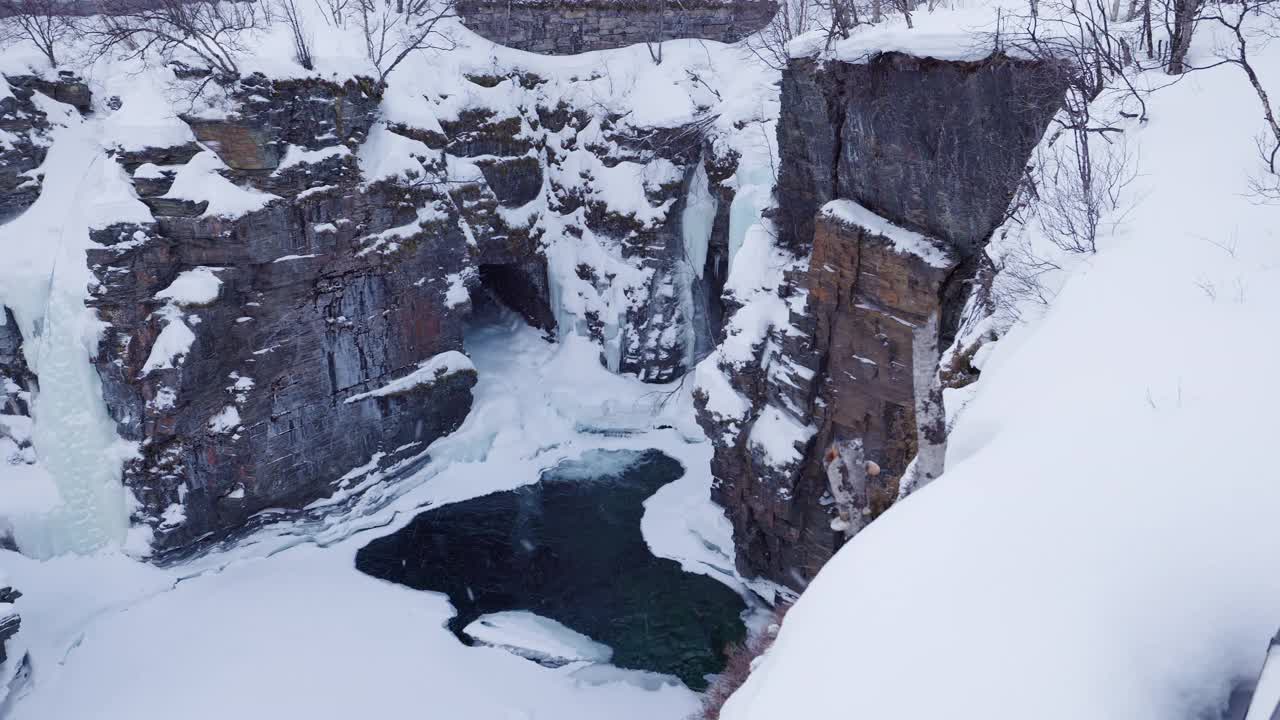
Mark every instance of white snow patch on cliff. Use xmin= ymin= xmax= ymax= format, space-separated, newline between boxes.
xmin=155 ymin=267 xmax=223 ymax=306
xmin=344 ymin=351 xmax=475 ymax=403
xmin=820 ymin=199 xmax=957 ymax=268
xmin=747 ymin=405 xmax=815 ymax=471
xmin=163 ymin=150 xmax=279 ymax=219
xmin=207 ymin=406 xmax=241 ymax=434
xmin=274 ymin=144 xmax=351 ymax=174
xmin=140 ymin=305 xmax=196 ymax=375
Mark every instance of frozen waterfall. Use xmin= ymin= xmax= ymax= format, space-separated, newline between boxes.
xmin=1 ymin=114 xmax=137 ymax=557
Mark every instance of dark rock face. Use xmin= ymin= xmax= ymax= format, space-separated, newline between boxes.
xmin=1 ymin=78 xmax=54 ymax=220
xmin=775 ymin=53 xmax=1067 ymax=256
xmin=0 ymin=585 xmax=19 ymax=666
xmin=0 ymin=307 xmax=34 ymax=419
xmin=456 ymin=0 xmax=777 ymax=54
xmin=699 ymin=53 xmax=1065 ymax=588
xmin=89 ymin=76 xmax=480 ymax=551
xmin=1 ymin=307 xmax=36 ymax=473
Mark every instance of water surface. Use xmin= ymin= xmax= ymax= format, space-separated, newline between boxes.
xmin=355 ymin=449 xmax=746 ymax=688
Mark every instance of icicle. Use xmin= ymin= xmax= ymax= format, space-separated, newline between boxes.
xmin=681 ymin=161 xmax=716 ymax=279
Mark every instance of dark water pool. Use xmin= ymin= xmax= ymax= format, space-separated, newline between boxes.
xmin=354 ymin=449 xmax=746 ymax=689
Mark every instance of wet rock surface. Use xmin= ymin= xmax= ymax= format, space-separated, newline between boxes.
xmin=355 ymin=450 xmax=746 ymax=689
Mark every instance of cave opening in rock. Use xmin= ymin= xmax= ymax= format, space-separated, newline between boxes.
xmin=475 ymin=262 xmax=557 ymax=335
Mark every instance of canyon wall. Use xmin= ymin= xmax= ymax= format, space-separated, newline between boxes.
xmin=456 ymin=0 xmax=776 ymax=54
xmin=0 ymin=62 xmax=738 ymax=553
xmin=697 ymin=52 xmax=1066 ymax=588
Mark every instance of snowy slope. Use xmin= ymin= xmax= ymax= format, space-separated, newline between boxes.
xmin=721 ymin=24 xmax=1280 ymax=720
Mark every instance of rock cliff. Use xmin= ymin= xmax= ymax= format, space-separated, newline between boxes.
xmin=697 ymin=52 xmax=1066 ymax=588
xmin=4 ymin=60 xmax=740 ymax=553
xmin=456 ymin=0 xmax=777 ymax=54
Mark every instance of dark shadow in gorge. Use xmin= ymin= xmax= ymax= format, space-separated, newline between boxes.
xmin=354 ymin=449 xmax=746 ymax=689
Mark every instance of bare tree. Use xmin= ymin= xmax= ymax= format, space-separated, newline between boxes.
xmin=87 ymin=0 xmax=264 ymax=78
xmin=277 ymin=0 xmax=315 ymax=69
xmin=997 ymin=0 xmax=1144 ymax=255
xmin=1032 ymin=126 xmax=1134 ymax=254
xmin=1197 ymin=0 xmax=1280 ymax=199
xmin=314 ymin=0 xmax=353 ymax=27
xmin=1165 ymin=0 xmax=1201 ymax=74
xmin=0 ymin=0 xmax=76 ymax=68
xmin=745 ymin=0 xmax=818 ymax=70
xmin=357 ymin=0 xmax=456 ymax=85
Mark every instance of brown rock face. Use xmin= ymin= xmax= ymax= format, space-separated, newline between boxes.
xmin=704 ymin=209 xmax=959 ymax=584
xmin=803 ymin=210 xmax=957 ymax=498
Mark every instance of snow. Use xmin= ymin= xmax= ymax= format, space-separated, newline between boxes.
xmin=788 ymin=3 xmax=1039 ymax=63
xmin=274 ymin=144 xmax=351 ymax=173
xmin=163 ymin=150 xmax=279 ymax=219
xmin=722 ymin=22 xmax=1280 ymax=720
xmin=99 ymin=71 xmax=196 ymax=153
xmin=344 ymin=351 xmax=476 ymax=403
xmin=139 ymin=304 xmax=197 ymax=375
xmin=746 ymin=405 xmax=815 ymax=470
xmin=463 ymin=611 xmax=614 ymax=665
xmin=154 ymin=267 xmax=223 ymax=306
xmin=1245 ymin=639 xmax=1280 ymax=720
xmin=820 ymin=199 xmax=957 ymax=268
xmin=444 ymin=271 xmax=472 ymax=308
xmin=207 ymin=406 xmax=241 ymax=434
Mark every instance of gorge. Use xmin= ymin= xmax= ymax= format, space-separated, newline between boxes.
xmin=2 ymin=1 xmax=1276 ymax=719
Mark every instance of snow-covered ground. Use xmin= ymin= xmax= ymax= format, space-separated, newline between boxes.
xmin=1 ymin=309 xmax=766 ymax=718
xmin=721 ymin=19 xmax=1280 ymax=720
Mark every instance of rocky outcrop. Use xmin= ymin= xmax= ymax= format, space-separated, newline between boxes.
xmin=1 ymin=307 xmax=34 ymax=418
xmin=85 ymin=67 xmax=735 ymax=552
xmin=90 ymin=75 xmax=481 ymax=551
xmin=1 ymin=307 xmax=36 ymax=475
xmin=775 ymin=53 xmax=1067 ymax=256
xmin=1 ymin=78 xmax=54 ymax=220
xmin=456 ymin=0 xmax=777 ymax=54
xmin=698 ymin=52 xmax=1066 ymax=588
